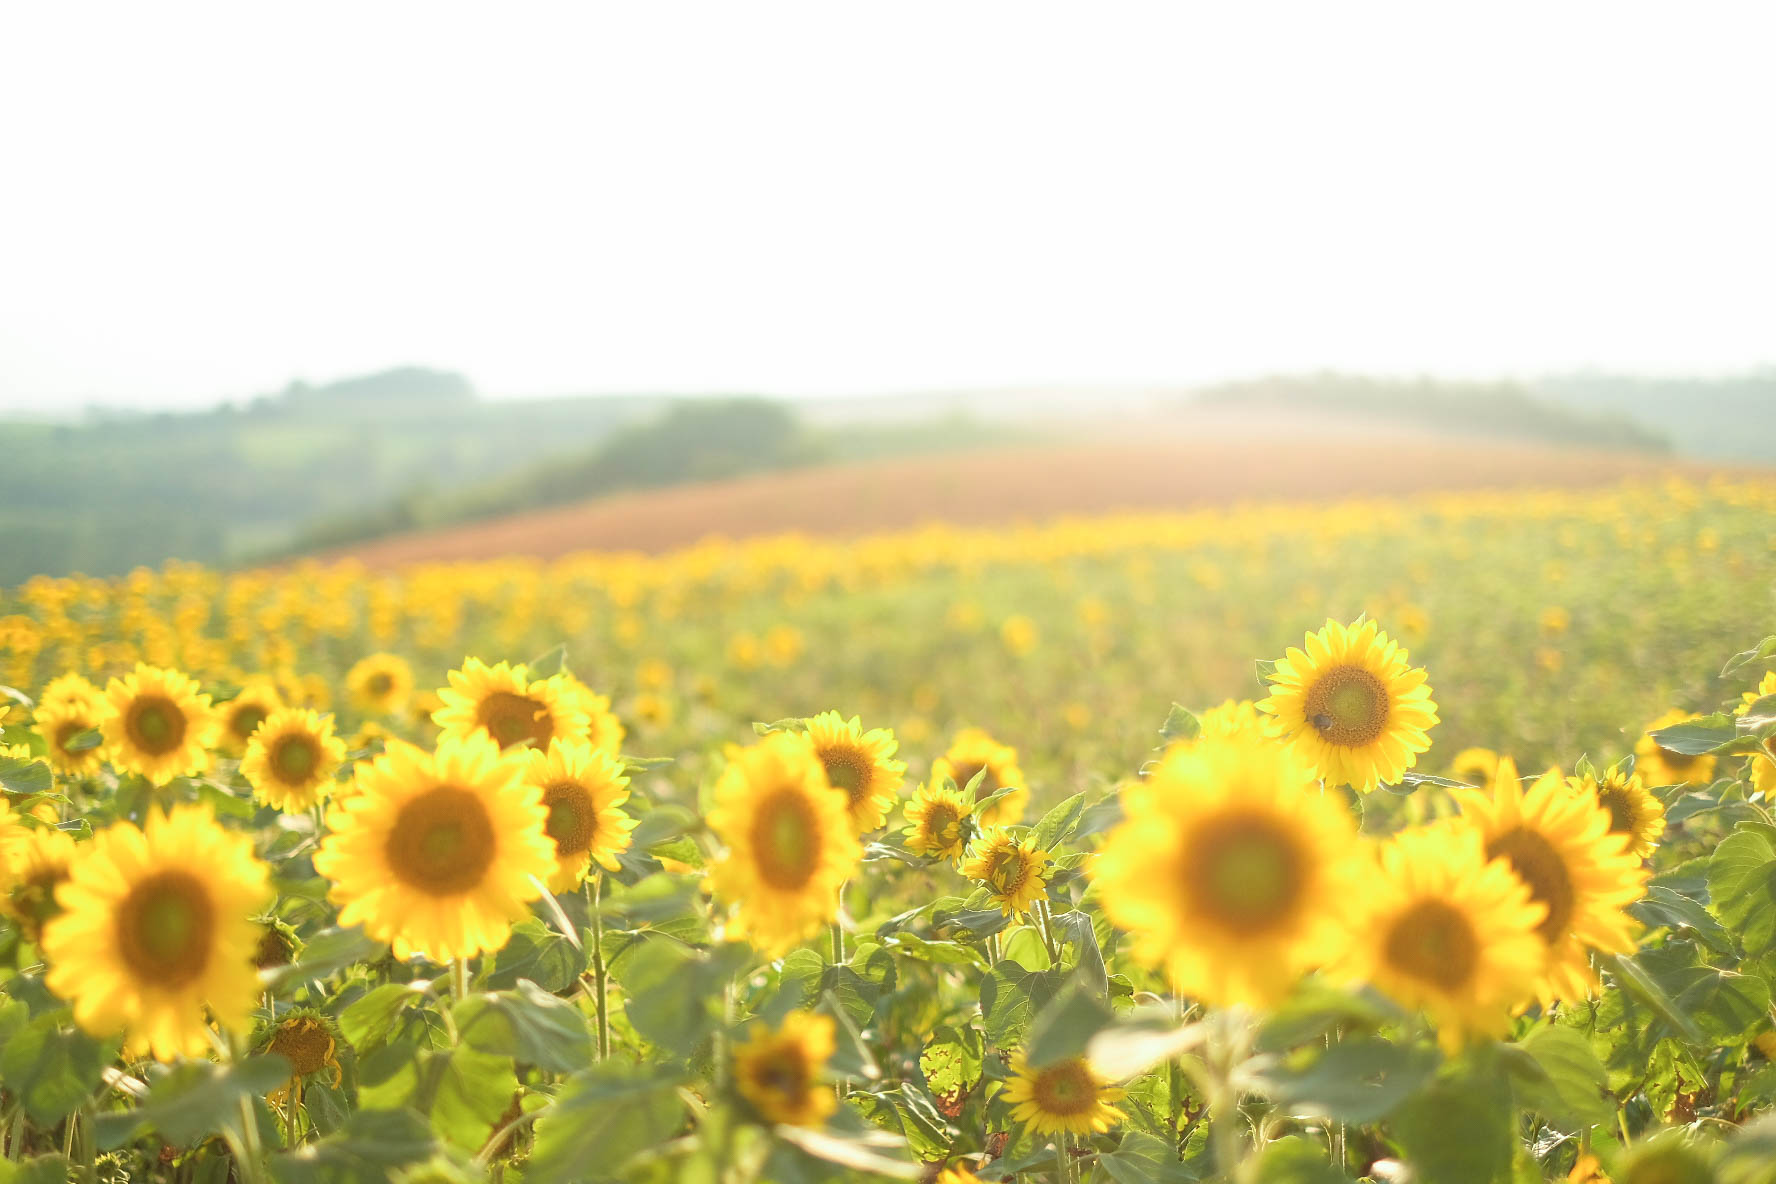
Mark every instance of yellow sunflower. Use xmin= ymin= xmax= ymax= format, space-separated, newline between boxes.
xmin=216 ymin=679 xmax=284 ymax=756
xmin=959 ymin=830 xmax=1052 ymax=919
xmin=34 ymin=697 xmax=107 ymax=777
xmin=936 ymin=1168 xmax=985 ymax=1184
xmin=1258 ymin=618 xmax=1439 ymax=793
xmin=903 ymin=781 xmax=974 ymax=862
xmin=38 ymin=672 xmax=102 ymax=713
xmin=523 ymin=739 xmax=637 ymax=892
xmin=707 ymin=731 xmax=861 ymax=957
xmin=100 ymin=664 xmax=220 ymax=785
xmin=932 ymin=728 xmax=1028 ymax=825
xmin=2 ymin=823 xmax=78 ymax=944
xmin=313 ymin=734 xmax=556 ymax=962
xmin=432 ymin=659 xmax=591 ymax=751
xmin=1003 ymin=1053 xmax=1126 ymax=1137
xmin=1569 ymin=766 xmax=1665 ymax=858
xmin=1736 ymin=674 xmax=1776 ymax=796
xmin=240 ymin=708 xmax=347 ymax=812
xmin=732 ymin=1010 xmax=836 ymax=1127
xmin=561 ymin=675 xmax=627 ymax=757
xmin=1448 ymin=747 xmax=1501 ymax=792
xmin=805 ymin=711 xmax=906 ymax=833
xmin=1455 ymin=756 xmax=1648 ymax=1001
xmin=1341 ymin=824 xmax=1545 ymax=1051
xmin=42 ymin=805 xmax=271 ymax=1061
xmin=345 ymin=653 xmax=414 ymax=717
xmin=1634 ymin=710 xmax=1718 ymax=788
xmin=1091 ymin=729 xmax=1363 ymax=1009
xmin=1198 ymin=698 xmax=1263 ymax=740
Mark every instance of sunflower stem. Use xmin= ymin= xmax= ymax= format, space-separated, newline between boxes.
xmin=829 ymin=919 xmax=845 ymax=966
xmin=75 ymin=1103 xmax=96 ymax=1184
xmin=589 ymin=875 xmax=610 ymax=1060
xmin=1036 ymin=899 xmax=1060 ymax=966
xmin=453 ymin=956 xmax=471 ymax=1003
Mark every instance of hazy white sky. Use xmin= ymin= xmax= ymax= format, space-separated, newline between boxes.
xmin=2 ymin=2 xmax=1772 ymax=412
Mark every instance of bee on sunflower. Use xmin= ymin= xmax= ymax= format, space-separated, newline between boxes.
xmin=99 ymin=664 xmax=220 ymax=785
xmin=903 ymin=781 xmax=974 ymax=862
xmin=959 ymin=830 xmax=1052 ymax=919
xmin=240 ymin=708 xmax=347 ymax=812
xmin=932 ymin=728 xmax=1028 ymax=825
xmin=1568 ymin=763 xmax=1665 ymax=858
xmin=804 ymin=710 xmax=906 ymax=833
xmin=432 ymin=659 xmax=591 ymax=752
xmin=1002 ymin=1052 xmax=1126 ymax=1137
xmin=345 ymin=653 xmax=414 ymax=717
xmin=1634 ymin=710 xmax=1718 ymax=788
xmin=731 ymin=1010 xmax=837 ymax=1127
xmin=522 ymin=738 xmax=637 ymax=892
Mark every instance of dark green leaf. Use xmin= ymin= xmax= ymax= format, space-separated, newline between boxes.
xmin=1255 ymin=1035 xmax=1439 ymax=1124
xmin=526 ymin=1064 xmax=685 ymax=1184
xmin=1098 ymin=1131 xmax=1198 ymax=1183
xmin=1630 ymin=884 xmax=1734 ymax=954
xmin=455 ymin=979 xmax=594 ymax=1072
xmin=1723 ymin=637 xmax=1776 ymax=679
xmin=0 ymin=754 xmax=51 ymax=796
xmin=1023 ymin=979 xmax=1114 ymax=1069
xmin=261 ymin=926 xmax=383 ymax=993
xmin=1250 ymin=1136 xmax=1350 ymax=1184
xmin=1601 ymin=953 xmax=1707 ymax=1045
xmin=1030 ymin=791 xmax=1088 ymax=852
xmin=96 ymin=1055 xmax=295 ymax=1149
xmin=267 ymin=1108 xmax=437 ymax=1184
xmin=1504 ymin=1025 xmax=1612 ymax=1129
xmin=486 ymin=917 xmax=587 ymax=993
xmin=1649 ymin=713 xmax=1738 ymax=756
xmin=0 ymin=1012 xmax=117 ymax=1124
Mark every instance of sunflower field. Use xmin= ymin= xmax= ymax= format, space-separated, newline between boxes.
xmin=1 ymin=476 xmax=1775 ymax=1184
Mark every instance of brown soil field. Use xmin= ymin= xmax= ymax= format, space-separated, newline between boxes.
xmin=323 ymin=427 xmax=1746 ymax=569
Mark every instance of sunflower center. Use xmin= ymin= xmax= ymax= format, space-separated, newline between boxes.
xmin=1186 ymin=812 xmax=1306 ymax=934
xmin=478 ymin=692 xmax=552 ymax=748
xmin=54 ymin=720 xmax=85 ymax=754
xmin=750 ymin=789 xmax=822 ymax=891
xmin=751 ymin=1049 xmax=810 ymax=1097
xmin=1032 ymin=1061 xmax=1097 ymax=1116
xmin=986 ymin=848 xmax=1031 ymax=896
xmin=254 ymin=925 xmax=295 ymax=969
xmin=1303 ymin=666 xmax=1389 ymax=747
xmin=230 ymin=705 xmax=268 ymax=741
xmin=1382 ymin=899 xmax=1480 ymax=990
xmin=821 ymin=751 xmax=870 ymax=807
xmin=1487 ymin=827 xmax=1575 ymax=942
xmin=1595 ymin=785 xmax=1636 ymax=837
xmin=366 ymin=672 xmax=394 ymax=696
xmin=924 ymin=803 xmax=961 ymax=847
xmin=543 ymin=780 xmax=597 ymax=856
xmin=950 ymin=761 xmax=996 ymax=794
xmin=126 ymin=696 xmax=187 ymax=756
xmin=115 ymin=872 xmax=214 ymax=987
xmin=386 ymin=786 xmax=498 ymax=895
xmin=268 ymin=1018 xmax=337 ymax=1079
xmin=270 ymin=734 xmax=318 ymax=785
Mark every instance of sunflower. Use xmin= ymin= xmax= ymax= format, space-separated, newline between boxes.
xmin=313 ymin=734 xmax=556 ymax=962
xmin=936 ymin=1168 xmax=985 ymax=1184
xmin=42 ymin=805 xmax=271 ymax=1061
xmin=1634 ymin=710 xmax=1718 ymax=788
xmin=1091 ymin=729 xmax=1363 ymax=1009
xmin=1739 ymin=673 xmax=1776 ymax=795
xmin=1341 ymin=824 xmax=1545 ymax=1051
xmin=1003 ymin=1053 xmax=1126 ymax=1137
xmin=259 ymin=1008 xmax=346 ymax=1104
xmin=34 ymin=697 xmax=107 ymax=777
xmin=2 ymin=823 xmax=78 ymax=944
xmin=1455 ymin=757 xmax=1648 ymax=1001
xmin=345 ymin=653 xmax=414 ymax=717
xmin=432 ymin=659 xmax=590 ymax=751
xmin=959 ymin=830 xmax=1052 ymax=919
xmin=903 ymin=781 xmax=974 ymax=862
xmin=523 ymin=739 xmax=637 ymax=892
xmin=707 ymin=731 xmax=861 ymax=957
xmin=38 ymin=672 xmax=102 ymax=713
xmin=99 ymin=664 xmax=220 ymax=785
xmin=216 ymin=679 xmax=284 ymax=756
xmin=240 ymin=708 xmax=347 ymax=812
xmin=732 ymin=1010 xmax=836 ymax=1127
xmin=1258 ymin=618 xmax=1439 ymax=793
xmin=1197 ymin=698 xmax=1263 ymax=740
xmin=1448 ymin=747 xmax=1501 ymax=791
xmin=561 ymin=675 xmax=627 ymax=757
xmin=805 ymin=711 xmax=906 ymax=833
xmin=932 ymin=728 xmax=1028 ymax=825
xmin=1569 ymin=766 xmax=1665 ymax=858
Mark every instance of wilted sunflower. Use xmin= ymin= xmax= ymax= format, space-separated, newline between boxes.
xmin=345 ymin=653 xmax=414 ymax=717
xmin=259 ymin=1008 xmax=346 ymax=1104
xmin=42 ymin=805 xmax=271 ymax=1061
xmin=313 ymin=734 xmax=555 ymax=961
xmin=805 ymin=711 xmax=906 ymax=833
xmin=216 ymin=679 xmax=284 ymax=756
xmin=34 ymin=697 xmax=107 ymax=776
xmin=732 ymin=1010 xmax=836 ymax=1127
xmin=1003 ymin=1053 xmax=1126 ymax=1137
xmin=1342 ymin=824 xmax=1545 ymax=1051
xmin=1455 ymin=756 xmax=1647 ymax=1001
xmin=1258 ymin=617 xmax=1439 ymax=793
xmin=1634 ymin=710 xmax=1718 ymax=788
xmin=1 ymin=821 xmax=77 ymax=944
xmin=707 ymin=731 xmax=861 ymax=957
xmin=1091 ymin=729 xmax=1363 ymax=1009
xmin=240 ymin=708 xmax=347 ymax=812
xmin=903 ymin=782 xmax=973 ymax=862
xmin=932 ymin=728 xmax=1028 ymax=825
xmin=100 ymin=664 xmax=220 ymax=785
xmin=959 ymin=830 xmax=1052 ymax=918
xmin=433 ymin=659 xmax=590 ymax=751
xmin=523 ymin=738 xmax=637 ymax=892
xmin=38 ymin=672 xmax=101 ymax=713
xmin=1448 ymin=747 xmax=1501 ymax=791
xmin=561 ymin=675 xmax=627 ymax=757
xmin=1569 ymin=766 xmax=1665 ymax=858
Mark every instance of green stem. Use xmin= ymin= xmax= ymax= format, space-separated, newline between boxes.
xmin=589 ymin=875 xmax=610 ymax=1060
xmin=829 ymin=919 xmax=845 ymax=966
xmin=1035 ymin=899 xmax=1060 ymax=966
xmin=453 ymin=955 xmax=471 ymax=1002
xmin=76 ymin=1103 xmax=95 ymax=1184
xmin=1054 ymin=1130 xmax=1069 ymax=1184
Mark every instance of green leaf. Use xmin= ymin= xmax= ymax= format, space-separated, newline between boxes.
xmin=339 ymin=982 xmax=435 ymax=1054
xmin=1030 ymin=791 xmax=1088 ymax=852
xmin=607 ymin=932 xmax=750 ymax=1056
xmin=1630 ymin=884 xmax=1734 ymax=954
xmin=63 ymin=727 xmax=102 ymax=752
xmin=527 ymin=643 xmax=569 ymax=679
xmin=1084 ymin=1008 xmax=1205 ymax=1080
xmin=1048 ymin=909 xmax=1109 ymax=997
xmin=1023 ymin=979 xmax=1114 ymax=1069
xmin=849 ymin=1084 xmax=952 ymax=1160
xmin=751 ymin=717 xmax=804 ymax=736
xmin=1391 ymin=1055 xmax=1515 ymax=1184
xmin=1707 ymin=828 xmax=1776 ymax=959
xmin=526 ymin=1064 xmax=685 ymax=1184
xmin=0 ymin=1012 xmax=117 ymax=1124
xmin=599 ymin=873 xmax=702 ymax=924
xmin=486 ymin=917 xmax=587 ymax=993
xmin=980 ymin=960 xmax=1065 ymax=1049
xmin=455 ymin=979 xmax=594 ymax=1072
xmin=0 ymin=1156 xmax=72 ymax=1184
xmin=427 ymin=1045 xmax=518 ymax=1152
xmin=1669 ymin=966 xmax=1772 ymax=1046
xmin=1159 ymin=703 xmax=1200 ymax=745
xmin=1255 ymin=657 xmax=1279 ymax=683
xmin=1649 ymin=713 xmax=1738 ymax=756
xmin=1504 ymin=1025 xmax=1613 ymax=1129
xmin=1249 ymin=1136 xmax=1350 ymax=1184
xmin=1257 ymin=982 xmax=1399 ymax=1052
xmin=1255 ymin=1035 xmax=1439 ymax=1124
xmin=918 ymin=1025 xmax=983 ymax=1113
xmin=1723 ymin=636 xmax=1776 ymax=679
xmin=96 ymin=1055 xmax=295 ymax=1149
xmin=628 ymin=803 xmax=700 ymax=848
xmin=0 ymin=754 xmax=51 ymax=796
xmin=1097 ymin=1131 xmax=1198 ymax=1183
xmin=267 ymin=1108 xmax=438 ymax=1184
xmin=261 ymin=926 xmax=383 ymax=993
xmin=1601 ymin=952 xmax=1707 ymax=1044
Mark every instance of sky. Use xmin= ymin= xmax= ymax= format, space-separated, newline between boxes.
xmin=2 ymin=2 xmax=1773 ymax=413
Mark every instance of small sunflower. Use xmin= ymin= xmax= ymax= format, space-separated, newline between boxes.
xmin=1569 ymin=766 xmax=1665 ymax=858
xmin=38 ymin=672 xmax=102 ymax=713
xmin=433 ymin=659 xmax=591 ymax=751
xmin=34 ymin=697 xmax=107 ymax=777
xmin=1258 ymin=618 xmax=1439 ymax=793
xmin=345 ymin=653 xmax=414 ymax=717
xmin=562 ymin=675 xmax=627 ymax=757
xmin=805 ymin=711 xmax=906 ymax=833
xmin=903 ymin=782 xmax=974 ymax=862
xmin=732 ymin=1010 xmax=836 ymax=1127
xmin=523 ymin=739 xmax=637 ymax=893
xmin=2 ymin=823 xmax=78 ymax=944
xmin=240 ymin=708 xmax=347 ymax=812
xmin=1197 ymin=698 xmax=1263 ymax=740
xmin=707 ymin=731 xmax=861 ymax=957
xmin=313 ymin=734 xmax=556 ymax=962
xmin=1341 ymin=824 xmax=1545 ymax=1051
xmin=959 ymin=830 xmax=1052 ymax=919
xmin=1091 ymin=729 xmax=1363 ymax=1009
xmin=1455 ymin=757 xmax=1648 ymax=1001
xmin=99 ymin=665 xmax=220 ymax=785
xmin=1003 ymin=1053 xmax=1126 ymax=1138
xmin=1634 ymin=710 xmax=1718 ymax=788
xmin=42 ymin=805 xmax=271 ymax=1061
xmin=216 ymin=679 xmax=284 ymax=756
xmin=259 ymin=1008 xmax=346 ymax=1103
xmin=1448 ymin=747 xmax=1501 ymax=792
xmin=932 ymin=728 xmax=1028 ymax=825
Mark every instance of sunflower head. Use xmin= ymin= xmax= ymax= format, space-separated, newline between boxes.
xmin=38 ymin=672 xmax=102 ymax=714
xmin=34 ymin=698 xmax=107 ymax=776
xmin=903 ymin=782 xmax=975 ymax=862
xmin=1258 ymin=618 xmax=1439 ymax=793
xmin=805 ymin=711 xmax=906 ymax=833
xmin=241 ymin=708 xmax=348 ymax=812
xmin=561 ymin=675 xmax=627 ymax=757
xmin=1003 ymin=1053 xmax=1126 ymax=1138
xmin=1448 ymin=747 xmax=1501 ymax=792
xmin=932 ymin=728 xmax=1027 ymax=825
xmin=1197 ymin=699 xmax=1263 ymax=741
xmin=259 ymin=1007 xmax=346 ymax=1092
xmin=1634 ymin=710 xmax=1719 ymax=788
xmin=433 ymin=659 xmax=592 ymax=752
xmin=732 ymin=1010 xmax=837 ymax=1128
xmin=959 ymin=830 xmax=1052 ymax=919
xmin=1 ymin=824 xmax=79 ymax=945
xmin=216 ymin=679 xmax=285 ymax=756
xmin=346 ymin=653 xmax=414 ymax=717
xmin=252 ymin=915 xmax=305 ymax=970
xmin=1568 ymin=764 xmax=1665 ymax=859
xmin=523 ymin=738 xmax=637 ymax=892
xmin=99 ymin=665 xmax=220 ymax=785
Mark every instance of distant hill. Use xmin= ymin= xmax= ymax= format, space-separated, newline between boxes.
xmin=1529 ymin=371 xmax=1776 ymax=461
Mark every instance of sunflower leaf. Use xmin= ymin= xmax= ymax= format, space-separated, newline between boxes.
xmin=0 ymin=754 xmax=51 ymax=796
xmin=1722 ymin=636 xmax=1776 ymax=679
xmin=1159 ymin=703 xmax=1200 ymax=745
xmin=526 ymin=643 xmax=569 ymax=679
xmin=525 ymin=1064 xmax=686 ymax=1184
xmin=261 ymin=926 xmax=384 ymax=993
xmin=1023 ymin=978 xmax=1115 ymax=1069
xmin=1649 ymin=714 xmax=1738 ymax=756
